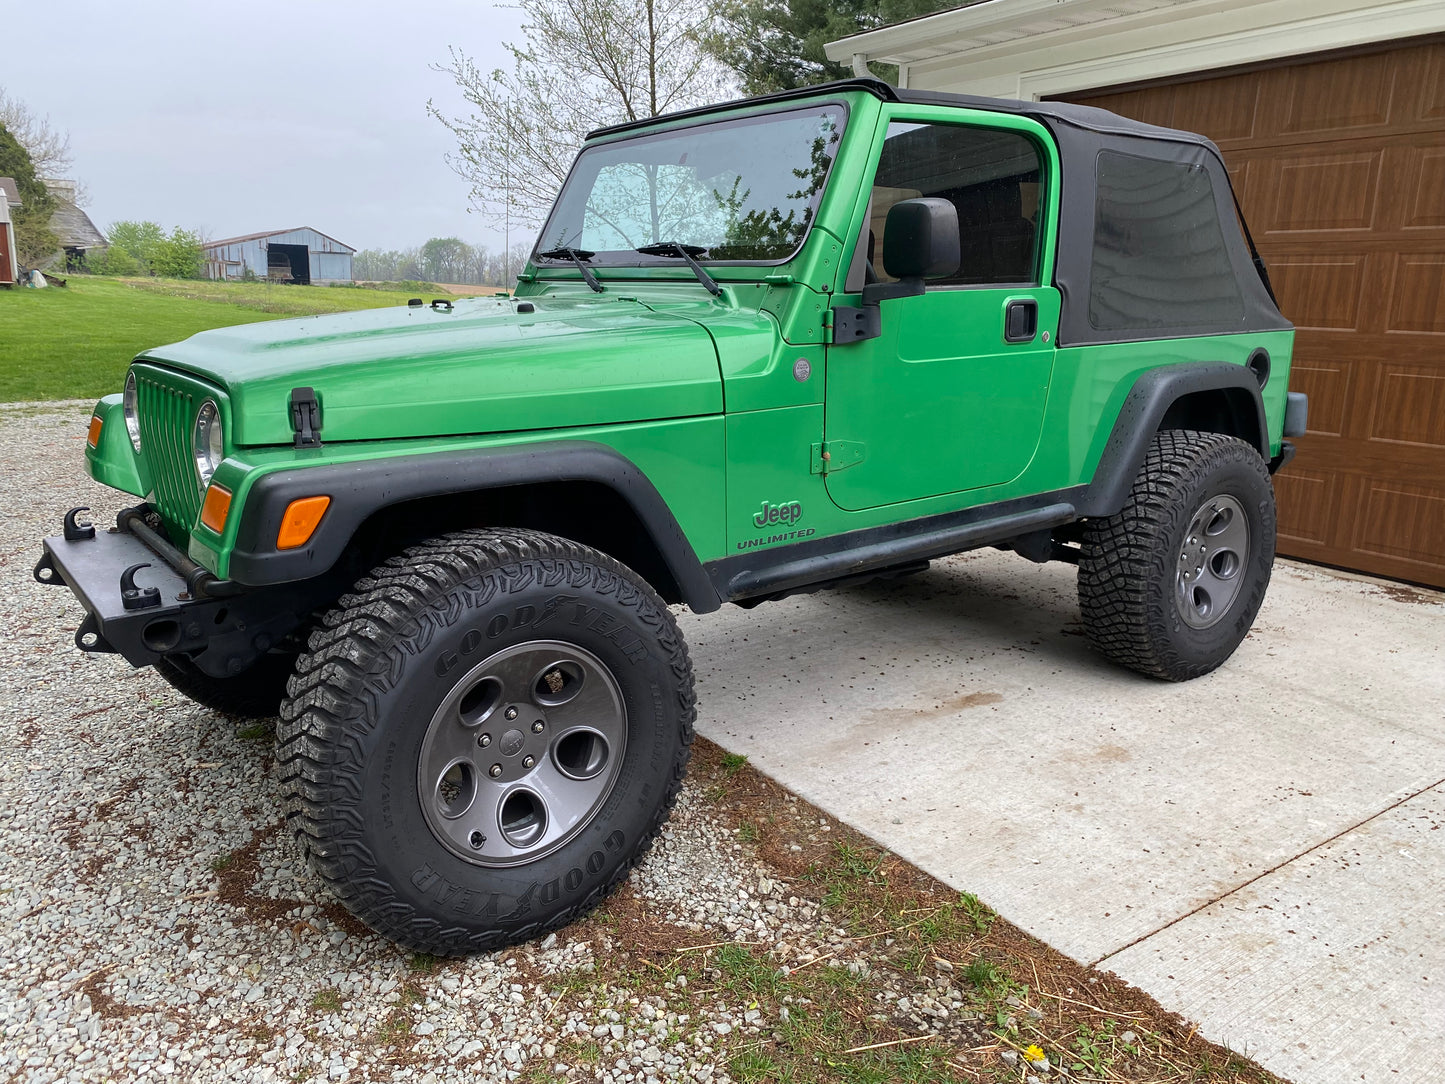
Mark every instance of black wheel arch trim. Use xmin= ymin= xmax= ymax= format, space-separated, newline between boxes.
xmin=228 ymin=441 xmax=723 ymax=613
xmin=1076 ymin=362 xmax=1269 ymax=518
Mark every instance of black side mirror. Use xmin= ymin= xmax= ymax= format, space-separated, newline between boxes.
xmin=833 ymin=198 xmax=962 ymax=344
xmin=883 ymin=198 xmax=960 ymax=280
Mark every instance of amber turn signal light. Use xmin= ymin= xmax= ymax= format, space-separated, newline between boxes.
xmin=87 ymin=415 xmax=103 ymax=448
xmin=201 ymin=484 xmax=233 ymax=534
xmin=277 ymin=495 xmax=330 ymax=550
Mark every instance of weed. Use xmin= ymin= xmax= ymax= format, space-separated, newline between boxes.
xmin=374 ymin=1008 xmax=412 ymax=1046
xmin=809 ymin=963 xmax=866 ymax=993
xmin=962 ymin=957 xmax=1005 ymax=993
xmin=211 ymin=853 xmax=234 ymax=873
xmin=715 ymin=943 xmax=783 ymax=998
xmin=957 ymin=892 xmax=995 ymax=933
xmin=720 ymin=752 xmax=749 ymax=775
xmin=1071 ymin=1019 xmax=1115 ymax=1074
xmin=729 ymin=1048 xmax=777 ymax=1082
xmin=309 ymin=988 xmax=342 ymax=1013
xmin=738 ymin=820 xmax=760 ymax=843
xmin=408 ymin=952 xmax=440 ymax=974
xmin=555 ymin=1036 xmax=601 ymax=1066
xmin=236 ymin=723 xmax=273 ymax=741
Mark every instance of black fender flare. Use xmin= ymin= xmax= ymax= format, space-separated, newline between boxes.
xmin=1076 ymin=362 xmax=1268 ymax=518
xmin=228 ymin=441 xmax=722 ymax=613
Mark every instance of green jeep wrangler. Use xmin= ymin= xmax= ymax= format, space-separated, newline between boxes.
xmin=37 ymin=78 xmax=1307 ymax=954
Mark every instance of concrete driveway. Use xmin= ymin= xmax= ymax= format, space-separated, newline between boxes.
xmin=681 ymin=551 xmax=1445 ymax=1084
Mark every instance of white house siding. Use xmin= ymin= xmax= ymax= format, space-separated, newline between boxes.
xmin=825 ymin=0 xmax=1445 ymax=100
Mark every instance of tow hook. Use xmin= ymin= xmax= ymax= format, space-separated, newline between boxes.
xmin=63 ymin=506 xmax=95 ymax=541
xmin=119 ymin=563 xmax=161 ymax=610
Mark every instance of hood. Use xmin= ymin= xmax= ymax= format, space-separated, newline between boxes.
xmin=139 ymin=295 xmax=723 ymax=446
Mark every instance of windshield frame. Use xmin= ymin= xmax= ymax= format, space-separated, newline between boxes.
xmin=532 ymin=100 xmax=852 ymax=272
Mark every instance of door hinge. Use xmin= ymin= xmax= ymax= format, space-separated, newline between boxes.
xmin=829 ymin=304 xmax=881 ymax=344
xmin=290 ymin=386 xmax=322 ymax=448
xmin=810 ymin=440 xmax=866 ymax=475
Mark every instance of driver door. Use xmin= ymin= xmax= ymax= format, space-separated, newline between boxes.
xmin=824 ymin=111 xmax=1060 ymax=512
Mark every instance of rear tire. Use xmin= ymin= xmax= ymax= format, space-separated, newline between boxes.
xmin=154 ymin=652 xmax=297 ymax=719
xmin=276 ymin=528 xmax=695 ymax=955
xmin=1078 ymin=429 xmax=1276 ymax=681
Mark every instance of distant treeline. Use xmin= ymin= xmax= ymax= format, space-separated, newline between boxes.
xmin=353 ymin=237 xmax=536 ymax=286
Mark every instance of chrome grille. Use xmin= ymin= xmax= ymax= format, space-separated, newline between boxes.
xmin=135 ymin=373 xmax=200 ymax=537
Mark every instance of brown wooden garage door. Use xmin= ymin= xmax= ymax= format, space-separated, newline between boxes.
xmin=1059 ymin=38 xmax=1445 ymax=589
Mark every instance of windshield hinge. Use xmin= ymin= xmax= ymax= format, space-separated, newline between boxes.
xmin=290 ymin=386 xmax=322 ymax=449
xmin=810 ymin=440 xmax=866 ymax=475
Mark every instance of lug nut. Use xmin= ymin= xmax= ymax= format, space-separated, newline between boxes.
xmin=489 ymin=763 xmax=503 ymax=778
xmin=505 ymin=706 xmax=519 ymax=721
xmin=531 ymin=720 xmax=545 ymax=733
xmin=522 ymin=755 xmax=535 ymax=769
xmin=478 ymin=733 xmax=492 ymax=748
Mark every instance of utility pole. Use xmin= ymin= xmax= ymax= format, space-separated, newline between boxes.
xmin=503 ymin=120 xmax=511 ymax=287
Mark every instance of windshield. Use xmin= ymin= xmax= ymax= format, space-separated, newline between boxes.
xmin=535 ymin=105 xmax=845 ymax=266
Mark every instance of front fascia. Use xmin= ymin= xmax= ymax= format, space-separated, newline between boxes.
xmin=187 ymin=416 xmax=725 ymax=580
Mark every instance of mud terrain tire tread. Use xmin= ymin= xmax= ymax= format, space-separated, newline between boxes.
xmin=274 ymin=528 xmax=696 ymax=955
xmin=1078 ymin=429 xmax=1276 ymax=682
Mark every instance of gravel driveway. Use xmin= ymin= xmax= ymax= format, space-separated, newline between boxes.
xmin=0 ymin=404 xmax=829 ymax=1083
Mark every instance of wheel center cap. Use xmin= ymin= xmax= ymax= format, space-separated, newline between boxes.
xmin=500 ymin=729 xmax=526 ymax=757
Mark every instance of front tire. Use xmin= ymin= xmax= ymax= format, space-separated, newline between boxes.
xmin=1078 ymin=430 xmax=1276 ymax=681
xmin=154 ymin=652 xmax=297 ymax=719
xmin=276 ymin=528 xmax=695 ymax=955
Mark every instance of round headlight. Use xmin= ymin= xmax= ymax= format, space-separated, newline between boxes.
xmin=193 ymin=399 xmax=224 ymax=489
xmin=122 ymin=371 xmax=142 ymax=452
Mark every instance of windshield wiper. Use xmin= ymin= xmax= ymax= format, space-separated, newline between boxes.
xmin=635 ymin=243 xmax=722 ymax=296
xmin=536 ymin=246 xmax=603 ymax=293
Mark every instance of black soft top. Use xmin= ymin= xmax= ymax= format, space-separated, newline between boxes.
xmin=591 ymin=77 xmax=1212 ymax=147
xmin=590 ymin=78 xmax=1290 ymax=347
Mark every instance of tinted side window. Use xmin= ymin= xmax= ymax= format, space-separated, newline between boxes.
xmin=870 ymin=122 xmax=1042 ymax=286
xmin=1090 ymin=151 xmax=1244 ymax=331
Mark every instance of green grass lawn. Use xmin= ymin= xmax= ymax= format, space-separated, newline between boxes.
xmin=0 ymin=276 xmax=432 ymax=402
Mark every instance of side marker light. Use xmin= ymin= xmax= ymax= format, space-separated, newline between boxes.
xmin=277 ymin=495 xmax=331 ymax=550
xmin=201 ymin=484 xmax=233 ymax=534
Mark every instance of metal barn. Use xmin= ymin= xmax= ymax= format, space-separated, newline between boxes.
xmin=203 ymin=227 xmax=354 ymax=284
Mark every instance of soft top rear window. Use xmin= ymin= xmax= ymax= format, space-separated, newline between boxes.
xmin=535 ymin=105 xmax=845 ymax=266
xmin=1089 ymin=150 xmax=1245 ymax=332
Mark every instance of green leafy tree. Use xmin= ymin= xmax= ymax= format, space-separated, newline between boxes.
xmin=99 ymin=221 xmax=201 ymax=278
xmin=0 ymin=121 xmax=58 ymax=266
xmin=106 ymin=220 xmax=166 ymax=272
xmin=419 ymin=236 xmax=472 ymax=283
xmin=86 ymin=243 xmax=139 ymax=276
xmin=152 ymin=227 xmax=203 ymax=279
xmin=706 ymin=0 xmax=952 ymax=94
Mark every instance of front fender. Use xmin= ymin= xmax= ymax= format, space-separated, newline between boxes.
xmin=85 ymin=394 xmax=149 ymax=497
xmin=223 ymin=441 xmax=721 ymax=613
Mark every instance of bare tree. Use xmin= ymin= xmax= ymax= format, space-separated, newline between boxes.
xmin=0 ymin=87 xmax=73 ymax=180
xmin=429 ymin=0 xmax=732 ymax=230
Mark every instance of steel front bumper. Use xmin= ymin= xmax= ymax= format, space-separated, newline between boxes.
xmin=35 ymin=507 xmax=301 ymax=677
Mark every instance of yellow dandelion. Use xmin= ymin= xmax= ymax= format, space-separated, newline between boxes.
xmin=1022 ymin=1044 xmax=1046 ymax=1063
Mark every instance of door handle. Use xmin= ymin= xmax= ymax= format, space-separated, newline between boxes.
xmin=1004 ymin=299 xmax=1038 ymax=344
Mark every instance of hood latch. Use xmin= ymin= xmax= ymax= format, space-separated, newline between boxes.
xmin=290 ymin=386 xmax=322 ymax=448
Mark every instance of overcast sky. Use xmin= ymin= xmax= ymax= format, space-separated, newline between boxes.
xmin=3 ymin=0 xmax=525 ymax=252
